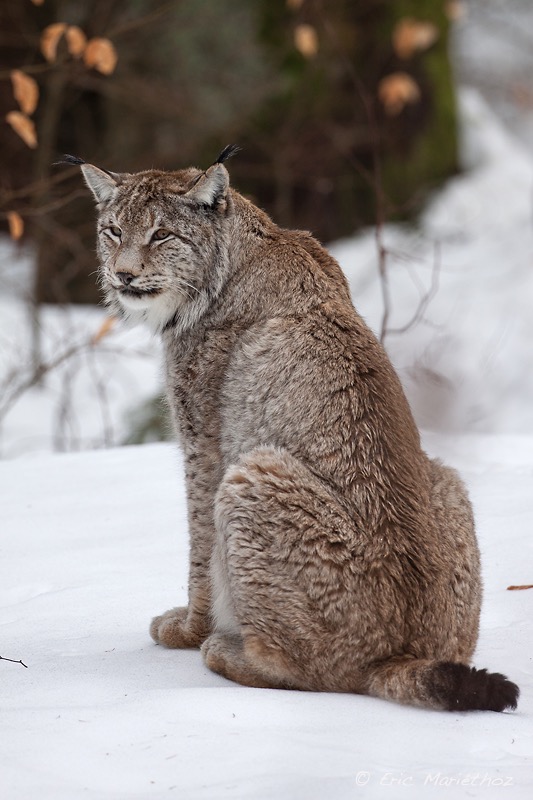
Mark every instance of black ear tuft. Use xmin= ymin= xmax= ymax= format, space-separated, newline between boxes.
xmin=53 ymin=154 xmax=86 ymax=166
xmin=214 ymin=144 xmax=241 ymax=165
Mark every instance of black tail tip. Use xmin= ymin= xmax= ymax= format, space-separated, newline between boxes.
xmin=429 ymin=662 xmax=519 ymax=712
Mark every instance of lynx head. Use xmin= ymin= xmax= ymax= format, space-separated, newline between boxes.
xmin=79 ymin=146 xmax=239 ymax=333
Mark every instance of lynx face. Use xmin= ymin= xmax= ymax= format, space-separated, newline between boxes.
xmin=82 ymin=163 xmax=231 ymax=332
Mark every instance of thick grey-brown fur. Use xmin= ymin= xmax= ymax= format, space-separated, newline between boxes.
xmin=81 ymin=157 xmax=518 ymax=712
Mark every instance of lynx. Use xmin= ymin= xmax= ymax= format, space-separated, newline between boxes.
xmin=79 ymin=147 xmax=518 ymax=711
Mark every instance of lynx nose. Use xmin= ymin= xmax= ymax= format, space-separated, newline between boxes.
xmin=116 ymin=271 xmax=135 ymax=286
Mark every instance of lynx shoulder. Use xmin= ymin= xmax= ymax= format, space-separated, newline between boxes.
xmin=81 ymin=150 xmax=518 ymax=712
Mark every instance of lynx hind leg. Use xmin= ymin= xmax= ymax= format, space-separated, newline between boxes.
xmin=365 ymin=462 xmax=519 ymax=712
xmin=428 ymin=458 xmax=482 ymax=661
xmin=201 ymin=632 xmax=293 ymax=689
xmin=209 ymin=446 xmax=367 ymax=692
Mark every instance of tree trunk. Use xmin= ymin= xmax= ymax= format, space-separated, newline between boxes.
xmin=230 ymin=0 xmax=458 ymax=242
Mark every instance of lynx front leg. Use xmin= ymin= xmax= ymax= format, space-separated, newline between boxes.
xmin=150 ymin=599 xmax=209 ymax=648
xmin=151 ymin=450 xmax=219 ymax=648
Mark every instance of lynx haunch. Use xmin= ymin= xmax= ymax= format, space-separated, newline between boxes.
xmin=80 ymin=147 xmax=518 ymax=712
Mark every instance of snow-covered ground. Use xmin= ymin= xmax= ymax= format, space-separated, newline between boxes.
xmin=1 ymin=435 xmax=532 ymax=799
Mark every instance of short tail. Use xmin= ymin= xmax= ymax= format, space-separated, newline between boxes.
xmin=366 ymin=658 xmax=519 ymax=712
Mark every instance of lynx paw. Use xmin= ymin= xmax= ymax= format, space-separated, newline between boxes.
xmin=149 ymin=606 xmax=198 ymax=648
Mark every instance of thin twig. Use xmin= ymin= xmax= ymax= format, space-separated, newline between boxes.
xmin=387 ymin=241 xmax=442 ymax=337
xmin=107 ymin=1 xmax=176 ymax=38
xmin=0 ymin=656 xmax=28 ymax=668
xmin=0 ymin=339 xmax=92 ymax=421
xmin=319 ymin=8 xmax=448 ymax=344
xmin=319 ymin=9 xmax=391 ymax=342
xmin=0 ymin=62 xmax=53 ymax=81
xmin=0 ymin=189 xmax=88 ymax=220
xmin=0 ymin=169 xmax=78 ymax=206
xmin=84 ymin=345 xmax=115 ymax=448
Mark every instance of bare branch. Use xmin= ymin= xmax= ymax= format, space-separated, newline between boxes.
xmin=0 ymin=339 xmax=92 ymax=421
xmin=386 ymin=241 xmax=442 ymax=338
xmin=0 ymin=167 xmax=78 ymax=207
xmin=107 ymin=2 xmax=176 ymax=39
xmin=0 ymin=189 xmax=87 ymax=220
xmin=0 ymin=655 xmax=28 ymax=668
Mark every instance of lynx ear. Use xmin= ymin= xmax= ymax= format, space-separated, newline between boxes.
xmin=81 ymin=164 xmax=118 ymax=205
xmin=185 ymin=163 xmax=229 ymax=208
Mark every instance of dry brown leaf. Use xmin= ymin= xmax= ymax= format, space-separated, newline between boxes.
xmin=10 ymin=70 xmax=39 ymax=116
xmin=31 ymin=0 xmax=46 ymax=5
xmin=7 ymin=211 xmax=24 ymax=241
xmin=294 ymin=24 xmax=318 ymax=58
xmin=6 ymin=111 xmax=38 ymax=149
xmin=287 ymin=0 xmax=305 ymax=9
xmin=66 ymin=26 xmax=87 ymax=58
xmin=507 ymin=584 xmax=533 ymax=591
xmin=84 ymin=37 xmax=118 ymax=75
xmin=91 ymin=316 xmax=117 ymax=345
xmin=393 ymin=18 xmax=439 ymax=60
xmin=378 ymin=72 xmax=420 ymax=116
xmin=41 ymin=22 xmax=67 ymax=62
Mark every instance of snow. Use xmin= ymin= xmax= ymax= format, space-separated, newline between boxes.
xmin=451 ymin=0 xmax=533 ymax=148
xmin=1 ymin=436 xmax=532 ymax=799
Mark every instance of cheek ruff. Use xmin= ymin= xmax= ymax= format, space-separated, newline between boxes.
xmin=115 ymin=284 xmax=191 ymax=332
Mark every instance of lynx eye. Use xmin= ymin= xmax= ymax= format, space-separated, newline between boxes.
xmin=151 ymin=228 xmax=172 ymax=243
xmin=106 ymin=225 xmax=122 ymax=240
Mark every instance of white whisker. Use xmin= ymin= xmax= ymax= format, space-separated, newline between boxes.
xmin=180 ymin=280 xmax=201 ymax=295
xmin=178 ymin=286 xmax=194 ymax=302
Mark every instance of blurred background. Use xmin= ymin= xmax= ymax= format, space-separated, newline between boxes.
xmin=2 ymin=0 xmax=460 ymax=304
xmin=1 ymin=0 xmax=532 ymax=457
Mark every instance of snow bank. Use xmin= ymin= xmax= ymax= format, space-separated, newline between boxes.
xmin=1 ymin=435 xmax=531 ymax=799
